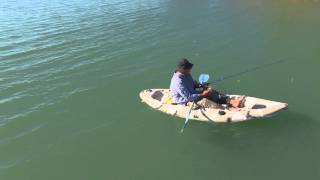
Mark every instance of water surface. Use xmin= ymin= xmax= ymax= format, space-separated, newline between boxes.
xmin=0 ymin=0 xmax=320 ymax=179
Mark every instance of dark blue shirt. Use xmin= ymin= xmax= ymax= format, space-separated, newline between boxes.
xmin=169 ymin=72 xmax=200 ymax=104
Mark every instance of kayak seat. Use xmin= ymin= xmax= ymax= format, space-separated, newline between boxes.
xmin=197 ymin=98 xmax=220 ymax=108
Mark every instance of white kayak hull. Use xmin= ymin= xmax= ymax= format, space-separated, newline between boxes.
xmin=139 ymin=89 xmax=288 ymax=123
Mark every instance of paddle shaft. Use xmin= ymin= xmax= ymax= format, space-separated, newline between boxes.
xmin=180 ymin=101 xmax=195 ymax=133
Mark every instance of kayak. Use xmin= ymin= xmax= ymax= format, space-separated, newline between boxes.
xmin=139 ymin=89 xmax=288 ymax=123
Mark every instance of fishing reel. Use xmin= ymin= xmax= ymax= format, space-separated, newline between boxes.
xmin=196 ymin=82 xmax=211 ymax=92
xmin=199 ymin=82 xmax=210 ymax=88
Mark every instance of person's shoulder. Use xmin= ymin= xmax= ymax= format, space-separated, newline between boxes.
xmin=172 ymin=72 xmax=184 ymax=79
xmin=171 ymin=73 xmax=183 ymax=84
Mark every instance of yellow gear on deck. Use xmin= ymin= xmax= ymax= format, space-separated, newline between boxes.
xmin=163 ymin=96 xmax=173 ymax=104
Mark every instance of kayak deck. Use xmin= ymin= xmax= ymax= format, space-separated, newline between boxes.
xmin=139 ymin=89 xmax=288 ymax=123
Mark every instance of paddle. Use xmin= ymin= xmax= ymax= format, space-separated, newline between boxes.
xmin=180 ymin=74 xmax=210 ymax=133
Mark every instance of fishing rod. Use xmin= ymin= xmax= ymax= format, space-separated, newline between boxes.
xmin=210 ymin=59 xmax=286 ymax=84
xmin=203 ymin=59 xmax=287 ymax=94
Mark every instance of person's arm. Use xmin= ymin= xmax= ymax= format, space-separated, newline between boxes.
xmin=194 ymin=80 xmax=201 ymax=88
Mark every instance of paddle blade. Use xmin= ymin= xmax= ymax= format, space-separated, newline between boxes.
xmin=180 ymin=119 xmax=189 ymax=133
xmin=180 ymin=128 xmax=184 ymax=133
xmin=199 ymin=74 xmax=210 ymax=84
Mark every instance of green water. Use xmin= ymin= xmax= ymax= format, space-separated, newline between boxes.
xmin=1 ymin=0 xmax=320 ymax=179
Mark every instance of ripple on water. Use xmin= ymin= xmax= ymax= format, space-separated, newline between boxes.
xmin=0 ymin=0 xmax=172 ymax=170
xmin=0 ymin=159 xmax=20 ymax=169
xmin=0 ymin=123 xmax=45 ymax=144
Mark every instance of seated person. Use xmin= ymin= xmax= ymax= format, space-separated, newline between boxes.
xmin=169 ymin=58 xmax=245 ymax=108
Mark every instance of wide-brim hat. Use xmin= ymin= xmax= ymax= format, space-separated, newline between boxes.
xmin=177 ymin=58 xmax=193 ymax=70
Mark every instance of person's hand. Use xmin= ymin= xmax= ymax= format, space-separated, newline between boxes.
xmin=201 ymin=89 xmax=212 ymax=98
xmin=203 ymin=85 xmax=212 ymax=91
